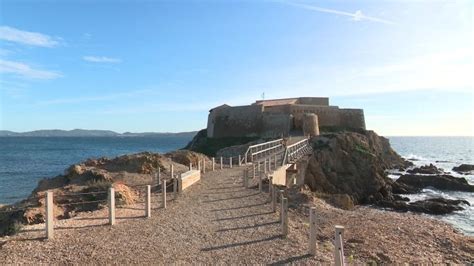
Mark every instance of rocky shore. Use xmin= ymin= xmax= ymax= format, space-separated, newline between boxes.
xmin=302 ymin=131 xmax=472 ymax=216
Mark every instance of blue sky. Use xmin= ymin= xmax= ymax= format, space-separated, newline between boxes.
xmin=0 ymin=0 xmax=472 ymax=136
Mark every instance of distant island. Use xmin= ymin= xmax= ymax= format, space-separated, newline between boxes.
xmin=0 ymin=129 xmax=198 ymax=138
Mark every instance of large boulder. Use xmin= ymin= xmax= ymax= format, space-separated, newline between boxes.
xmin=452 ymin=164 xmax=474 ymax=174
xmin=407 ymin=164 xmax=444 ymax=175
xmin=379 ymin=198 xmax=470 ymax=215
xmin=304 ymin=130 xmax=410 ymax=205
xmin=394 ymin=174 xmax=474 ymax=193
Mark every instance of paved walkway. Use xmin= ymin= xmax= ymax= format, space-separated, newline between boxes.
xmin=0 ymin=167 xmax=324 ymax=264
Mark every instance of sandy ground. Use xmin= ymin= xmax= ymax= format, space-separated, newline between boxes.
xmin=1 ymin=166 xmax=472 ymax=264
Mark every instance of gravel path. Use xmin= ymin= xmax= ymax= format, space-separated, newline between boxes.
xmin=0 ymin=166 xmax=325 ymax=264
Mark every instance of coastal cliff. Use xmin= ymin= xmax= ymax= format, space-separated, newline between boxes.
xmin=304 ymin=130 xmax=472 ymax=215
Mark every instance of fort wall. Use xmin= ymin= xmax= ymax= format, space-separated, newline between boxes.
xmin=298 ymin=97 xmax=329 ymax=106
xmin=261 ymin=113 xmax=292 ymax=138
xmin=207 ymin=105 xmax=264 ymax=138
xmin=207 ymin=97 xmax=366 ymax=138
xmin=339 ymin=108 xmax=366 ymax=129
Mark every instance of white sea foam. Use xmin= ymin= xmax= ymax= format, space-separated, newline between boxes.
xmin=389 ymin=137 xmax=474 ymax=235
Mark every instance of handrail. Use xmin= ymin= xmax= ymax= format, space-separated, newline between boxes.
xmin=241 ymin=138 xmax=283 ymax=164
xmin=282 ymin=137 xmax=311 ymax=165
xmin=286 ymin=138 xmax=308 ymax=149
xmin=251 ymin=144 xmax=283 ymax=157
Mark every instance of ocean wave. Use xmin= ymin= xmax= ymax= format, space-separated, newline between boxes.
xmin=404 ymin=154 xmax=430 ymax=162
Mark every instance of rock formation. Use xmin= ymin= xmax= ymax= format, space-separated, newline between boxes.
xmin=304 ymin=130 xmax=410 ymax=206
xmin=453 ymin=164 xmax=474 ymax=174
xmin=303 ymin=130 xmax=471 ymax=215
xmin=394 ymin=174 xmax=474 ymax=193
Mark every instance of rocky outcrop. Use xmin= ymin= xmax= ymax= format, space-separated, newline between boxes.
xmin=303 ymin=130 xmax=471 ymax=216
xmin=305 ymin=130 xmax=411 ymax=206
xmin=166 ymin=150 xmax=210 ymax=167
xmin=84 ymin=152 xmax=166 ymax=174
xmin=407 ymin=164 xmax=444 ymax=175
xmin=453 ymin=164 xmax=474 ymax=174
xmin=184 ymin=128 xmax=259 ymax=156
xmin=379 ymin=198 xmax=470 ymax=215
xmin=394 ymin=174 xmax=474 ymax=193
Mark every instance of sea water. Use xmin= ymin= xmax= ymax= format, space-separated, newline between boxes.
xmin=0 ymin=136 xmax=191 ymax=205
xmin=388 ymin=136 xmax=474 ymax=236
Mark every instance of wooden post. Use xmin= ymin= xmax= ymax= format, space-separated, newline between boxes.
xmin=253 ymin=164 xmax=256 ymax=179
xmin=279 ymin=190 xmax=284 ymax=220
xmin=268 ymin=176 xmax=273 ymax=195
xmin=258 ymin=172 xmax=263 ymax=192
xmin=212 ymin=157 xmax=215 ymax=171
xmin=257 ymin=161 xmax=261 ymax=172
xmin=170 ymin=164 xmax=174 ymax=181
xmin=157 ymin=167 xmax=161 ymax=185
xmin=108 ymin=187 xmax=115 ymax=225
xmin=245 ymin=154 xmax=248 ymax=164
xmin=173 ymin=177 xmax=178 ymax=198
xmin=281 ymin=197 xmax=288 ymax=238
xmin=220 ymin=157 xmax=223 ymax=170
xmin=238 ymin=155 xmax=241 ymax=166
xmin=145 ymin=185 xmax=151 ymax=218
xmin=272 ymin=185 xmax=277 ymax=212
xmin=334 ymin=226 xmax=345 ymax=266
xmin=46 ymin=191 xmax=54 ymax=239
xmin=268 ymin=158 xmax=271 ymax=172
xmin=244 ymin=168 xmax=249 ymax=188
xmin=264 ymin=160 xmax=267 ymax=174
xmin=202 ymin=159 xmax=206 ymax=173
xmin=309 ymin=207 xmax=317 ymax=256
xmin=198 ymin=161 xmax=201 ymax=172
xmin=274 ymin=154 xmax=277 ymax=170
xmin=162 ymin=180 xmax=167 ymax=209
xmin=189 ymin=163 xmax=192 ymax=171
xmin=230 ymin=157 xmax=233 ymax=168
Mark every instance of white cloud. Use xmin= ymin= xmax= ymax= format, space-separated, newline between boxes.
xmin=83 ymin=56 xmax=122 ymax=63
xmin=0 ymin=59 xmax=61 ymax=79
xmin=0 ymin=26 xmax=60 ymax=47
xmin=282 ymin=2 xmax=396 ymax=25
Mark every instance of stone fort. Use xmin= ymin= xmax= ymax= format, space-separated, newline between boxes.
xmin=207 ymin=97 xmax=365 ymax=138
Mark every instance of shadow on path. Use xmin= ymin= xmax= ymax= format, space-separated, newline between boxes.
xmin=216 ymin=221 xmax=279 ymax=232
xmin=210 ymin=202 xmax=267 ymax=212
xmin=204 ymin=189 xmax=246 ymax=195
xmin=269 ymin=254 xmax=313 ymax=265
xmin=207 ymin=185 xmax=243 ymax=190
xmin=56 ymin=224 xmax=107 ymax=230
xmin=203 ymin=193 xmax=260 ymax=203
xmin=201 ymin=235 xmax=281 ymax=251
xmin=212 ymin=211 xmax=274 ymax=222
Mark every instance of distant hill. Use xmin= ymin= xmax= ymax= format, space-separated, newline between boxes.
xmin=0 ymin=129 xmax=198 ymax=138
